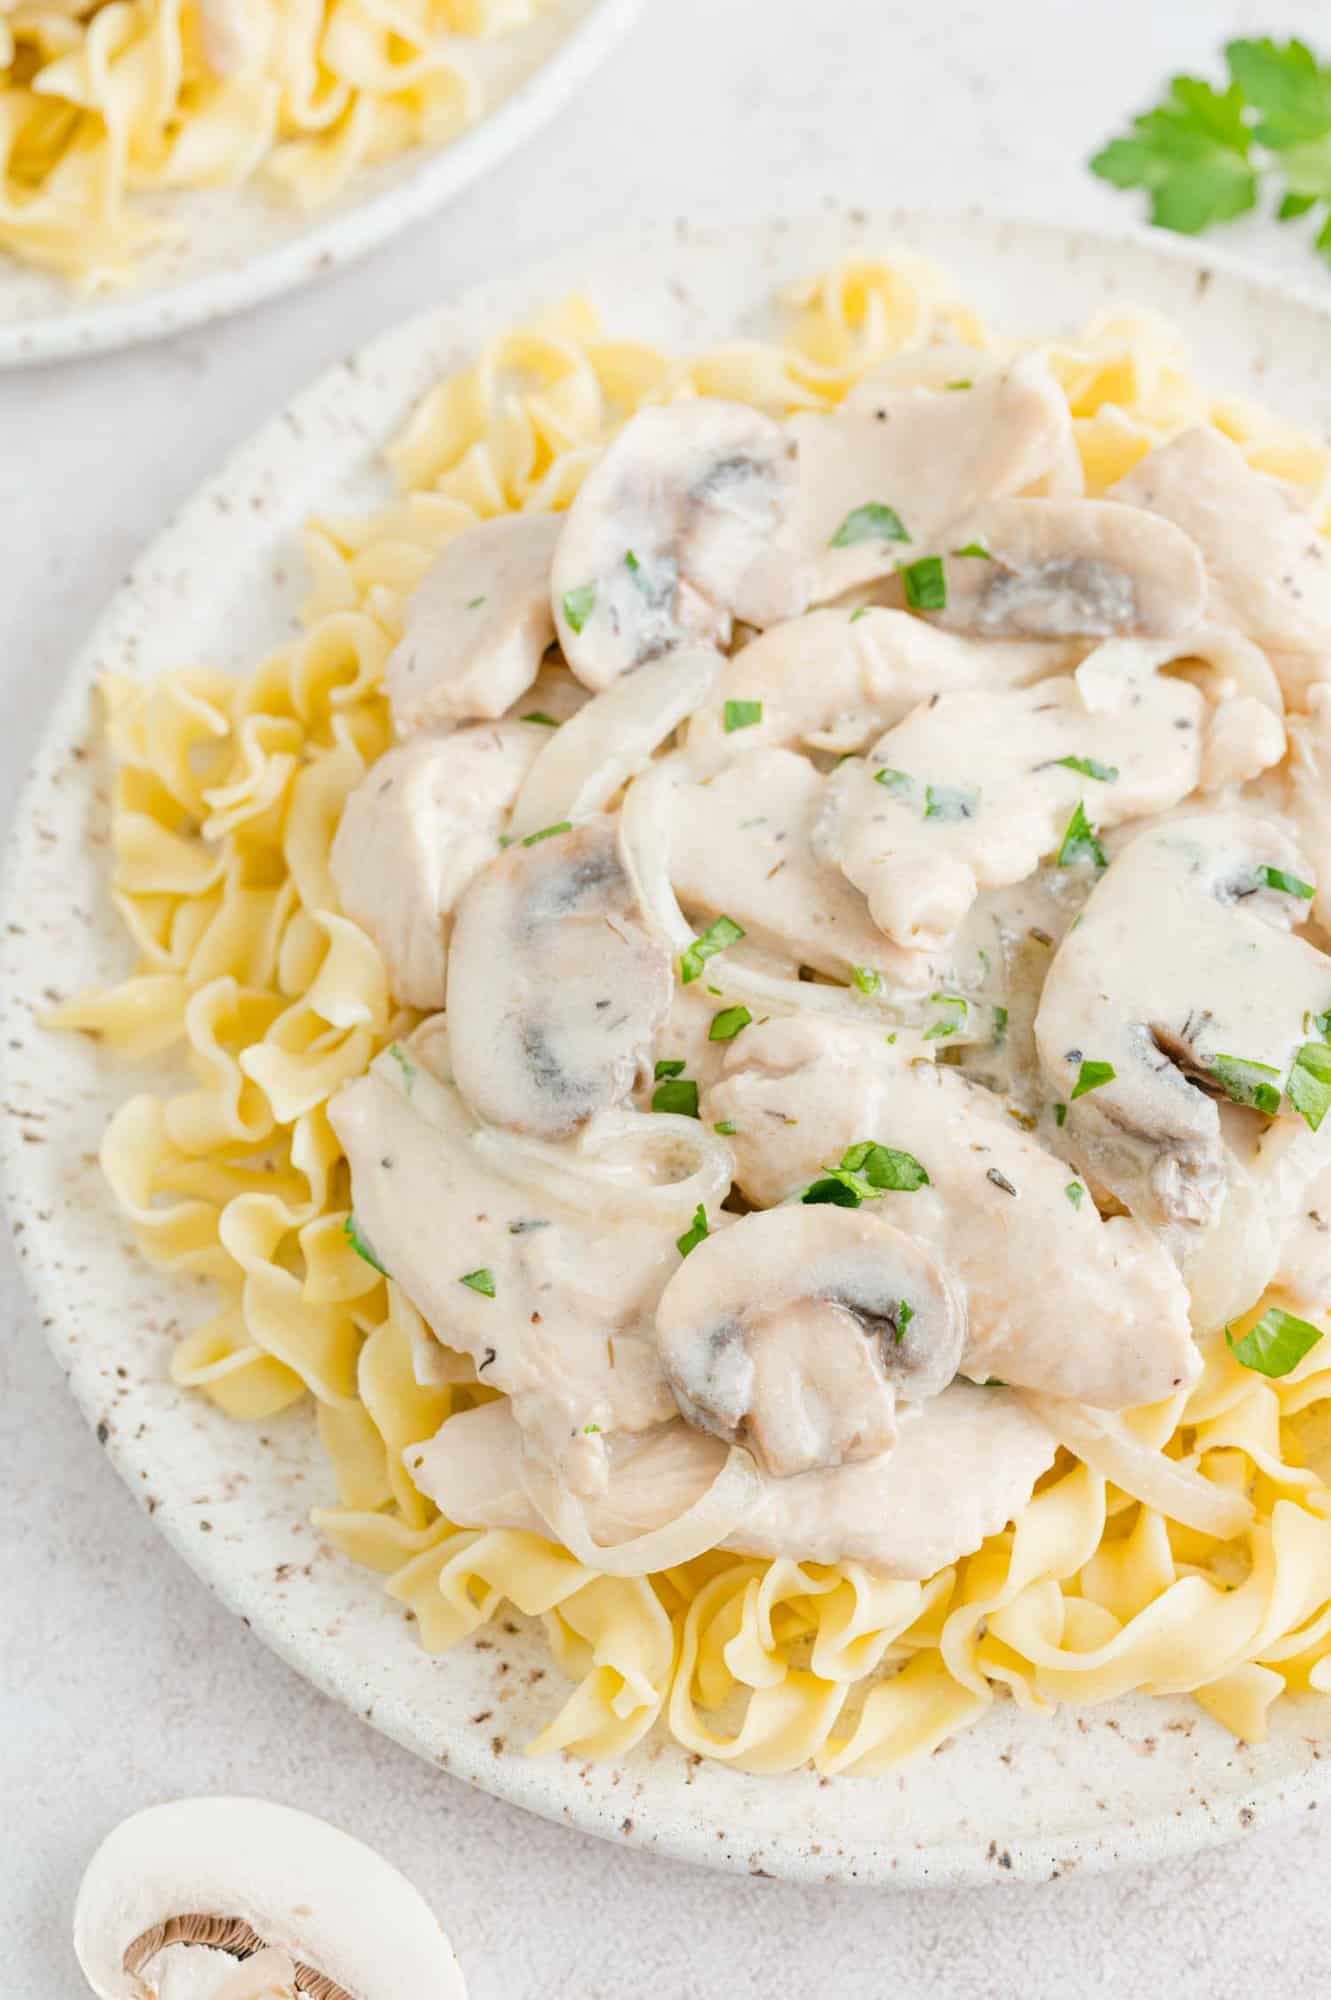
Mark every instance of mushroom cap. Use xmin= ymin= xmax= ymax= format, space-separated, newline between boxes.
xmin=73 ymin=1796 xmax=465 ymax=1999
xmin=654 ymin=1203 xmax=966 ymax=1478
xmin=445 ymin=815 xmax=672 ymax=1137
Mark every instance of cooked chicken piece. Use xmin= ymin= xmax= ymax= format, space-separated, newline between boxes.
xmin=550 ymin=402 xmax=799 ymax=688
xmin=1285 ymin=685 xmax=1331 ymax=930
xmin=385 ymin=512 xmax=560 ymax=734
xmin=1034 ymin=813 xmax=1331 ymax=1231
xmin=703 ymin=1016 xmax=1196 ymax=1407
xmin=1112 ymin=427 xmax=1331 ymax=706
xmin=329 ymin=723 xmax=541 ymax=1008
xmin=817 ymin=671 xmax=1204 ymax=952
xmin=842 ymin=343 xmax=996 ymax=402
xmin=410 ymin=1378 xmax=1057 ymax=1579
xmin=509 ymin=645 xmax=722 ymax=838
xmin=662 ymin=745 xmax=936 ymax=988
xmin=685 ymin=606 xmax=1080 ymax=766
xmin=918 ymin=497 xmax=1206 ymax=639
xmin=446 ymin=816 xmax=672 ymax=1137
xmin=653 ymin=1205 xmax=965 ymax=1477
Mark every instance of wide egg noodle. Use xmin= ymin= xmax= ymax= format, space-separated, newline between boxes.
xmin=48 ymin=254 xmax=1331 ymax=1773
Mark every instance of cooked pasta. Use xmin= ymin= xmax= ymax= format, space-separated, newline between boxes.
xmin=51 ymin=255 xmax=1331 ymax=1775
xmin=0 ymin=0 xmax=549 ymax=287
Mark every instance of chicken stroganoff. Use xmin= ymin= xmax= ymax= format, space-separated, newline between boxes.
xmin=55 ymin=260 xmax=1331 ymax=1773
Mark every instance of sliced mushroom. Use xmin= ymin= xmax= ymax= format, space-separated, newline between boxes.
xmin=1112 ymin=426 xmax=1331 ymax=706
xmin=662 ymin=745 xmax=938 ymax=987
xmin=684 ymin=605 xmax=1081 ymax=766
xmin=446 ymin=816 xmax=671 ymax=1137
xmin=917 ymin=497 xmax=1206 ymax=638
xmin=1200 ymin=695 xmax=1287 ymax=792
xmin=1034 ymin=813 xmax=1331 ymax=1230
xmin=411 ymin=1383 xmax=1056 ymax=1579
xmin=781 ymin=353 xmax=1079 ymax=604
xmin=508 ymin=644 xmax=722 ymax=838
xmin=703 ymin=1015 xmax=1197 ymax=1407
xmin=73 ymin=1796 xmax=465 ymax=1999
xmin=817 ymin=670 xmax=1204 ymax=951
xmin=385 ymin=511 xmax=560 ymax=733
xmin=329 ymin=723 xmax=542 ymax=1009
xmin=550 ymin=401 xmax=799 ymax=689
xmin=654 ymin=1204 xmax=966 ymax=1477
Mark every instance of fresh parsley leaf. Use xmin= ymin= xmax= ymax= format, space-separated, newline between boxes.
xmin=713 ymin=1119 xmax=738 ymax=1136
xmin=923 ymin=993 xmax=968 ymax=1041
xmin=1288 ymin=1040 xmax=1331 ymax=1131
xmin=343 ymin=1214 xmax=388 ymax=1277
xmin=924 ymin=783 xmax=977 ymax=821
xmin=388 ymin=1044 xmax=416 ymax=1093
xmin=992 ymin=1005 xmax=1009 ymax=1048
xmin=875 ymin=766 xmax=914 ymax=796
xmin=1055 ymin=755 xmax=1120 ymax=782
xmin=624 ymin=548 xmax=641 ymax=575
xmin=1210 ymin=1051 xmax=1282 ymax=1116
xmin=521 ymin=821 xmax=572 ymax=847
xmin=652 ymin=1077 xmax=700 ymax=1118
xmin=1056 ymin=800 xmax=1107 ymax=869
xmin=1260 ymin=863 xmax=1316 ymax=899
xmin=841 ymin=1140 xmax=931 ymax=1191
xmin=708 ymin=1004 xmax=752 ymax=1042
xmin=951 ymin=539 xmax=992 ymax=560
xmin=1090 ymin=74 xmax=1258 ymax=234
xmin=654 ymin=1058 xmax=685 ymax=1079
xmin=849 ymin=605 xmax=872 ymax=623
xmin=850 ymin=964 xmax=881 ymax=995
xmin=902 ymin=555 xmax=947 ymax=611
xmin=521 ymin=711 xmax=560 ymax=727
xmin=1226 ymin=1303 xmax=1324 ymax=1378
xmin=1054 ymin=1102 xmax=1067 ymax=1127
xmin=680 ymin=915 xmax=745 ymax=984
xmin=1065 ymin=1182 xmax=1086 ymax=1208
xmin=723 ymin=699 xmax=763 ymax=733
xmin=1071 ymin=1059 xmax=1116 ymax=1100
xmin=894 ymin=1299 xmax=914 ymax=1343
xmin=1226 ymin=37 xmax=1331 ymax=150
xmin=830 ymin=502 xmax=910 ymax=548
xmin=466 ymin=594 xmax=486 ymax=609
xmin=676 ymin=1203 xmax=710 ymax=1258
xmin=802 ymin=1175 xmax=864 ymax=1208
xmin=459 ymin=1267 xmax=495 ymax=1298
xmin=945 ymin=378 xmax=972 ymax=391
xmin=561 ymin=582 xmax=596 ymax=634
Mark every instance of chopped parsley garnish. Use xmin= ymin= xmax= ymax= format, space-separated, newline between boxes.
xmin=680 ymin=914 xmax=745 ymax=984
xmin=1210 ymin=1051 xmax=1282 ymax=1116
xmin=654 ymin=1058 xmax=685 ymax=1079
xmin=924 ymin=783 xmax=978 ymax=821
xmin=388 ymin=1044 xmax=416 ymax=1093
xmin=923 ymin=993 xmax=968 ymax=1040
xmin=561 ymin=582 xmax=596 ymax=634
xmin=1065 ymin=1182 xmax=1085 ymax=1209
xmin=1056 ymin=800 xmax=1107 ymax=869
xmin=875 ymin=766 xmax=914 ymax=796
xmin=521 ymin=821 xmax=572 ymax=847
xmin=951 ymin=539 xmax=993 ymax=560
xmin=466 ymin=595 xmax=486 ymax=609
xmin=1071 ymin=1059 xmax=1116 ymax=1100
xmin=1055 ymin=755 xmax=1120 ymax=782
xmin=902 ymin=555 xmax=947 ymax=611
xmin=1288 ymin=1040 xmax=1331 ymax=1130
xmin=1226 ymin=1304 xmax=1324 ymax=1378
xmin=343 ymin=1214 xmax=388 ymax=1277
xmin=803 ymin=1139 xmax=931 ymax=1206
xmin=676 ymin=1203 xmax=710 ymax=1259
xmin=583 ymin=1423 xmax=601 ymax=1434
xmin=895 ymin=1298 xmax=914 ymax=1343
xmin=1054 ymin=1102 xmax=1068 ymax=1127
xmin=459 ymin=1267 xmax=495 ymax=1298
xmin=1261 ymin=863 xmax=1316 ymax=899
xmin=521 ymin=711 xmax=560 ymax=727
xmin=714 ymin=1119 xmax=738 ymax=1136
xmin=849 ymin=605 xmax=872 ymax=623
xmin=830 ymin=502 xmax=910 ymax=548
xmin=992 ymin=1005 xmax=1009 ymax=1048
xmin=624 ymin=548 xmax=642 ymax=575
xmin=709 ymin=1004 xmax=752 ymax=1042
xmin=723 ymin=699 xmax=763 ymax=733
xmin=652 ymin=1076 xmax=700 ymax=1117
xmin=851 ymin=964 xmax=882 ymax=995
xmin=945 ymin=378 xmax=972 ymax=390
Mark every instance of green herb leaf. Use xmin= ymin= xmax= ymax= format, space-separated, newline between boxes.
xmin=802 ymin=1175 xmax=864 ymax=1208
xmin=680 ymin=914 xmax=745 ymax=985
xmin=709 ymin=1004 xmax=752 ymax=1043
xmin=561 ymin=582 xmax=596 ymax=634
xmin=851 ymin=964 xmax=881 ymax=995
xmin=723 ymin=699 xmax=763 ymax=733
xmin=1226 ymin=37 xmax=1331 ymax=150
xmin=992 ymin=1005 xmax=1009 ymax=1048
xmin=466 ymin=595 xmax=486 ymax=609
xmin=1226 ymin=1304 xmax=1324 ymax=1378
xmin=830 ymin=502 xmax=910 ymax=548
xmin=1280 ymin=189 xmax=1320 ymax=218
xmin=1288 ymin=1040 xmax=1331 ymax=1131
xmin=849 ymin=605 xmax=872 ymax=623
xmin=521 ymin=711 xmax=560 ymax=727
xmin=902 ymin=555 xmax=947 ymax=611
xmin=1260 ymin=863 xmax=1316 ymax=899
xmin=1065 ymin=1182 xmax=1085 ymax=1209
xmin=895 ymin=1298 xmax=914 ymax=1342
xmin=875 ymin=766 xmax=914 ymax=796
xmin=1071 ymin=1059 xmax=1116 ymax=1100
xmin=841 ymin=1139 xmax=931 ymax=1191
xmin=676 ymin=1202 xmax=710 ymax=1258
xmin=1054 ymin=1102 xmax=1067 ymax=1127
xmin=624 ymin=548 xmax=641 ymax=574
xmin=459 ymin=1267 xmax=495 ymax=1298
xmin=1055 ymin=755 xmax=1120 ymax=782
xmin=1090 ymin=75 xmax=1258 ymax=234
xmin=714 ymin=1119 xmax=738 ymax=1136
xmin=1210 ymin=1051 xmax=1283 ymax=1116
xmin=388 ymin=1044 xmax=416 ymax=1093
xmin=521 ymin=821 xmax=572 ymax=847
xmin=1056 ymin=800 xmax=1107 ymax=869
xmin=925 ymin=783 xmax=978 ymax=822
xmin=654 ymin=1058 xmax=685 ymax=1079
xmin=343 ymin=1213 xmax=389 ymax=1277
xmin=951 ymin=539 xmax=993 ymax=560
xmin=944 ymin=378 xmax=972 ymax=390
xmin=923 ymin=993 xmax=968 ymax=1041
xmin=652 ymin=1076 xmax=700 ymax=1118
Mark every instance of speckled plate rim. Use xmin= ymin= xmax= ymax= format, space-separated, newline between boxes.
xmin=0 ymin=0 xmax=643 ymax=370
xmin=7 ymin=207 xmax=1331 ymax=1890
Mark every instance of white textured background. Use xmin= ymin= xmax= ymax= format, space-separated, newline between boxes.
xmin=6 ymin=2 xmax=1331 ymax=1993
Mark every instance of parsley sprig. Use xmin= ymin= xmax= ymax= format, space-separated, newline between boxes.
xmin=1091 ymin=38 xmax=1331 ymax=263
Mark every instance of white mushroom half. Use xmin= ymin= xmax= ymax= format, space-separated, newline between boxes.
xmin=385 ymin=512 xmax=560 ymax=733
xmin=918 ymin=497 xmax=1207 ymax=638
xmin=1034 ymin=813 xmax=1331 ymax=1229
xmin=73 ymin=1796 xmax=465 ymax=2000
xmin=329 ymin=723 xmax=542 ymax=1009
xmin=1111 ymin=426 xmax=1331 ymax=706
xmin=445 ymin=815 xmax=672 ymax=1137
xmin=817 ymin=670 xmax=1204 ymax=952
xmin=703 ymin=1015 xmax=1197 ymax=1407
xmin=653 ymin=1204 xmax=966 ymax=1477
xmin=550 ymin=400 xmax=799 ymax=688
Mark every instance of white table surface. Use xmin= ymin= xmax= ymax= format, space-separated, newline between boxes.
xmin=6 ymin=1 xmax=1331 ymax=1993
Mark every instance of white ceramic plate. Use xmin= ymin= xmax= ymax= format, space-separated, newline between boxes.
xmin=7 ymin=209 xmax=1331 ymax=1888
xmin=0 ymin=0 xmax=640 ymax=369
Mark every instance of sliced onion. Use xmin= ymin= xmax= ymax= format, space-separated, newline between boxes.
xmin=520 ymin=1437 xmax=762 ymax=1576
xmin=1022 ymin=1391 xmax=1255 ymax=1541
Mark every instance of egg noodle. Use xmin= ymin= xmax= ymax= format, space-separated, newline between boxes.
xmin=0 ymin=0 xmax=545 ymax=287
xmin=51 ymin=256 xmax=1331 ymax=1772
